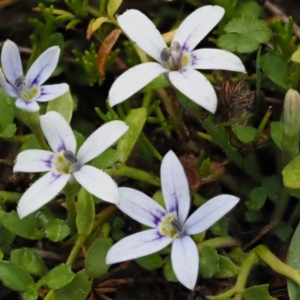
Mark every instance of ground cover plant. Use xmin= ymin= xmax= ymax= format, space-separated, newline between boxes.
xmin=0 ymin=0 xmax=300 ymax=299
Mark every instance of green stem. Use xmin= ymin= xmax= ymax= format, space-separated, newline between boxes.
xmin=0 ymin=191 xmax=22 ymax=203
xmin=142 ymin=89 xmax=153 ymax=109
xmin=254 ymin=106 xmax=272 ymax=142
xmin=66 ymin=194 xmax=77 ymax=235
xmin=1 ymin=134 xmax=32 ymax=143
xmin=156 ymin=88 xmax=178 ymax=118
xmin=106 ymin=164 xmax=160 ymax=187
xmin=254 ymin=244 xmax=300 ymax=285
xmin=93 ymin=204 xmax=118 ymax=230
xmin=154 ymin=104 xmax=171 ymax=138
xmin=140 ymin=133 xmax=163 ymax=161
xmin=20 ymin=111 xmax=49 ymax=150
xmin=271 ymin=186 xmax=290 ymax=221
xmin=198 ymin=236 xmax=239 ymax=251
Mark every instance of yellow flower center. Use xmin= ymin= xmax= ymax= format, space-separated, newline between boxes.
xmin=159 ymin=214 xmax=185 ymax=239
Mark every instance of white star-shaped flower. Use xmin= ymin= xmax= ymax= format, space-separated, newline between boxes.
xmin=14 ymin=111 xmax=129 ymax=219
xmin=108 ymin=6 xmax=246 ymax=113
xmin=106 ymin=150 xmax=239 ymax=290
xmin=0 ymin=40 xmax=69 ymax=112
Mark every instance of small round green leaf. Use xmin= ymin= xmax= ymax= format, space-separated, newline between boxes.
xmin=163 ymin=256 xmax=178 ymax=283
xmin=53 ymin=269 xmax=92 ymax=300
xmin=44 ymin=219 xmax=70 ymax=242
xmin=0 ymin=261 xmax=34 ymax=292
xmin=282 ymin=155 xmax=300 ymax=188
xmin=135 ymin=253 xmax=163 ymax=271
xmin=199 ymin=246 xmax=220 ymax=278
xmin=45 ymin=263 xmax=75 ymax=289
xmin=85 ymin=238 xmax=112 ymax=278
xmin=11 ymin=248 xmax=48 ymax=277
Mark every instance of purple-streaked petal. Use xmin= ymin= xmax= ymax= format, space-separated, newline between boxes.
xmin=171 ymin=236 xmax=199 ymax=290
xmin=172 ymin=6 xmax=224 ymax=53
xmin=106 ymin=229 xmax=172 ymax=264
xmin=25 ymin=46 xmax=60 ymax=88
xmin=118 ymin=187 xmax=167 ymax=228
xmin=1 ymin=40 xmax=23 ymax=86
xmin=109 ymin=62 xmax=166 ymax=107
xmin=40 ymin=111 xmax=76 ymax=153
xmin=161 ymin=151 xmax=190 ymax=222
xmin=118 ymin=9 xmax=167 ymax=63
xmin=15 ymin=98 xmax=40 ymax=112
xmin=17 ymin=172 xmax=71 ymax=219
xmin=77 ymin=120 xmax=128 ymax=165
xmin=185 ymin=194 xmax=240 ymax=235
xmin=73 ymin=165 xmax=119 ymax=204
xmin=13 ymin=149 xmax=54 ymax=173
xmin=0 ymin=71 xmax=17 ymax=97
xmin=36 ymin=84 xmax=69 ymax=102
xmin=189 ymin=49 xmax=246 ymax=73
xmin=168 ymin=68 xmax=217 ymax=114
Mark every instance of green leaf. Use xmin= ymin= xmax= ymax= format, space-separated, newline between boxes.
xmin=270 ymin=121 xmax=283 ymax=150
xmin=85 ymin=238 xmax=113 ymax=278
xmin=23 ymin=288 xmax=38 ymax=300
xmin=90 ymin=148 xmax=119 ymax=170
xmin=274 ymin=222 xmax=292 ymax=241
xmin=0 ymin=124 xmax=16 ymax=138
xmin=76 ymin=188 xmax=95 ymax=235
xmin=107 ymin=0 xmax=122 ymax=20
xmin=19 ymin=135 xmax=40 ymax=151
xmin=0 ymin=261 xmax=34 ymax=292
xmin=0 ymin=88 xmax=15 ymax=132
xmin=287 ymin=220 xmax=300 ymax=299
xmin=53 ymin=269 xmax=92 ymax=300
xmin=210 ymin=217 xmax=228 ymax=237
xmin=11 ymin=248 xmax=48 ymax=277
xmin=2 ymin=211 xmax=42 ymax=240
xmin=260 ymin=53 xmax=289 ymax=89
xmin=282 ymin=155 xmax=300 ymax=188
xmin=145 ymin=74 xmax=170 ymax=89
xmin=233 ymin=125 xmax=256 ymax=143
xmin=112 ymin=216 xmax=125 ymax=230
xmin=291 ymin=46 xmax=300 ymax=63
xmin=242 ymin=284 xmax=276 ymax=300
xmin=246 ymin=187 xmax=267 ymax=211
xmin=163 ymin=256 xmax=178 ymax=283
xmin=136 ymin=253 xmax=163 ymax=271
xmin=262 ymin=176 xmax=281 ymax=202
xmin=44 ymin=219 xmax=70 ymax=242
xmin=214 ymin=255 xmax=240 ymax=278
xmin=117 ymin=107 xmax=147 ymax=163
xmin=217 ymin=17 xmax=272 ymax=53
xmin=45 ymin=264 xmax=75 ymax=289
xmin=199 ymin=246 xmax=220 ymax=278
xmin=47 ymin=90 xmax=73 ymax=123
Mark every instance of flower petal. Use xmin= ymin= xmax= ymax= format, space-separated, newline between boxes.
xmin=108 ymin=62 xmax=166 ymax=107
xmin=0 ymin=71 xmax=17 ymax=97
xmin=13 ymin=149 xmax=54 ymax=173
xmin=118 ymin=187 xmax=167 ymax=228
xmin=77 ymin=120 xmax=128 ymax=165
xmin=161 ymin=151 xmax=190 ymax=222
xmin=171 ymin=236 xmax=199 ymax=290
xmin=40 ymin=111 xmax=76 ymax=153
xmin=106 ymin=229 xmax=172 ymax=264
xmin=185 ymin=194 xmax=240 ymax=235
xmin=168 ymin=68 xmax=217 ymax=113
xmin=1 ymin=40 xmax=23 ymax=85
xmin=17 ymin=172 xmax=71 ymax=219
xmin=36 ymin=84 xmax=69 ymax=102
xmin=15 ymin=98 xmax=40 ymax=112
xmin=25 ymin=46 xmax=60 ymax=88
xmin=189 ymin=49 xmax=246 ymax=73
xmin=172 ymin=6 xmax=224 ymax=53
xmin=118 ymin=9 xmax=167 ymax=63
xmin=73 ymin=165 xmax=119 ymax=204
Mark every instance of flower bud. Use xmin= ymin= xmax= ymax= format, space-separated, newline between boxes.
xmin=282 ymin=89 xmax=300 ymax=157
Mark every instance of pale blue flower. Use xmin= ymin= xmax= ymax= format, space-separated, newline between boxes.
xmin=106 ymin=150 xmax=239 ymax=290
xmin=14 ymin=111 xmax=129 ymax=218
xmin=0 ymin=40 xmax=69 ymax=112
xmin=108 ymin=6 xmax=246 ymax=113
